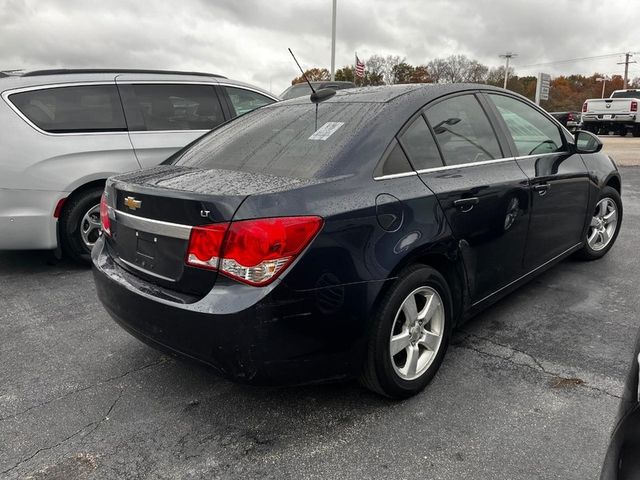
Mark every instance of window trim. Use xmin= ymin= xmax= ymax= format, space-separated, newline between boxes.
xmin=2 ymin=82 xmax=129 ymax=137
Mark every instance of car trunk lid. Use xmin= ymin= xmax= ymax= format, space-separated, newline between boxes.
xmin=104 ymin=165 xmax=315 ymax=296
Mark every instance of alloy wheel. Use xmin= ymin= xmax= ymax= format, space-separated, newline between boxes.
xmin=389 ymin=286 xmax=445 ymax=381
xmin=80 ymin=204 xmax=102 ymax=251
xmin=587 ymin=197 xmax=618 ymax=252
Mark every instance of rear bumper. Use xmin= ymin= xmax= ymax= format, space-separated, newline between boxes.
xmin=583 ymin=113 xmax=637 ymax=124
xmin=92 ymin=237 xmax=385 ymax=385
xmin=0 ymin=188 xmax=65 ymax=250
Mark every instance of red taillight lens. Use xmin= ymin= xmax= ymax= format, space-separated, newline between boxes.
xmin=100 ymin=193 xmax=111 ymax=236
xmin=631 ymin=101 xmax=638 ymax=112
xmin=582 ymin=102 xmax=588 ymax=112
xmin=186 ymin=216 xmax=323 ymax=286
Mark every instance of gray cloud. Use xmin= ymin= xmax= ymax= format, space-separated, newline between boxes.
xmin=0 ymin=0 xmax=637 ymax=95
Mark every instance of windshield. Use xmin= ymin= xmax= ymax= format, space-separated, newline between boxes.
xmin=611 ymin=91 xmax=640 ymax=99
xmin=170 ymin=102 xmax=385 ymax=178
xmin=281 ymin=84 xmax=313 ymax=100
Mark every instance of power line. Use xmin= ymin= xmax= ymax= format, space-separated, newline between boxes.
xmin=516 ymin=52 xmax=628 ymax=70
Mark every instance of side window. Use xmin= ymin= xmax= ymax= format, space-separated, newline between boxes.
xmin=489 ymin=94 xmax=565 ymax=156
xmin=398 ymin=115 xmax=443 ymax=170
xmin=225 ymin=87 xmax=274 ymax=117
xmin=424 ymin=94 xmax=502 ymax=166
xmin=120 ymin=84 xmax=224 ymax=131
xmin=374 ymin=140 xmax=413 ymax=177
xmin=9 ymin=85 xmax=126 ymax=133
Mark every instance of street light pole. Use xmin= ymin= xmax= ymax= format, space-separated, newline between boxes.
xmin=499 ymin=52 xmax=517 ymax=89
xmin=596 ymin=77 xmax=607 ymax=98
xmin=330 ymin=0 xmax=337 ymax=81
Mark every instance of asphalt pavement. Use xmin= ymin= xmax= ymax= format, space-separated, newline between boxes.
xmin=1 ymin=168 xmax=639 ymax=480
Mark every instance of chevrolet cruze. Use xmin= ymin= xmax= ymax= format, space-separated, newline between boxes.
xmin=92 ymin=84 xmax=622 ymax=398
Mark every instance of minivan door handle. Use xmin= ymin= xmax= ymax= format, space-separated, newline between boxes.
xmin=453 ymin=197 xmax=480 ymax=212
xmin=532 ymin=183 xmax=550 ymax=195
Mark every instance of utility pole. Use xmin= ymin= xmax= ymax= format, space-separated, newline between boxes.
xmin=330 ymin=0 xmax=337 ymax=81
xmin=499 ymin=52 xmax=517 ymax=89
xmin=617 ymin=52 xmax=636 ymax=89
xmin=596 ymin=77 xmax=608 ymax=98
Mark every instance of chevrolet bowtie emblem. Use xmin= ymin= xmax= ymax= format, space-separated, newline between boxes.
xmin=124 ymin=196 xmax=142 ymax=210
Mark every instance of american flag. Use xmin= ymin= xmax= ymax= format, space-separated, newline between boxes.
xmin=355 ymin=55 xmax=365 ymax=78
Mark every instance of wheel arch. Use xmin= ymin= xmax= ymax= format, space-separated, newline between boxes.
xmin=605 ymin=174 xmax=621 ymax=194
xmin=370 ymin=242 xmax=469 ymax=330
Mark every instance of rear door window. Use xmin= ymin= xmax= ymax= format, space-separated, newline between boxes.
xmin=9 ymin=85 xmax=126 ymax=133
xmin=398 ymin=115 xmax=443 ymax=170
xmin=424 ymin=94 xmax=502 ymax=166
xmin=224 ymin=87 xmax=274 ymax=117
xmin=119 ymin=84 xmax=225 ymax=131
xmin=488 ymin=94 xmax=565 ymax=156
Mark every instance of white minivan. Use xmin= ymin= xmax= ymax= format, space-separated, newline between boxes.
xmin=0 ymin=69 xmax=278 ymax=262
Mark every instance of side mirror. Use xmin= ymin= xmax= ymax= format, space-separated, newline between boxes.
xmin=574 ymin=130 xmax=603 ymax=154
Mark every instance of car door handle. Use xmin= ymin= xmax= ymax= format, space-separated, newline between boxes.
xmin=532 ymin=183 xmax=550 ymax=195
xmin=453 ymin=197 xmax=479 ymax=212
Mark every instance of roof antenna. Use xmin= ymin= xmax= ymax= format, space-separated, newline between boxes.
xmin=288 ymin=48 xmax=316 ymax=95
xmin=288 ymin=48 xmax=336 ymax=105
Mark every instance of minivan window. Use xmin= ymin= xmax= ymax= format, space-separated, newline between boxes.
xmin=171 ymin=102 xmax=385 ymax=178
xmin=224 ymin=87 xmax=274 ymax=116
xmin=9 ymin=85 xmax=126 ymax=133
xmin=119 ymin=84 xmax=224 ymax=131
xmin=489 ymin=94 xmax=564 ymax=156
xmin=398 ymin=115 xmax=443 ymax=170
xmin=425 ymin=94 xmax=502 ymax=166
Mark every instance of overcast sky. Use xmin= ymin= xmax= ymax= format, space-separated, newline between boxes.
xmin=1 ymin=0 xmax=638 ymax=95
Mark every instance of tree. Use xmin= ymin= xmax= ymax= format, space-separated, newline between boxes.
xmin=410 ymin=65 xmax=431 ymax=83
xmin=392 ymin=62 xmax=414 ymax=84
xmin=291 ymin=68 xmax=330 ymax=85
xmin=335 ymin=66 xmax=355 ymax=83
xmin=427 ymin=58 xmax=448 ymax=83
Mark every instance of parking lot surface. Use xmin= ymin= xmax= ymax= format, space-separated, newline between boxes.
xmin=601 ymin=135 xmax=640 ymax=166
xmin=1 ymin=168 xmax=639 ymax=480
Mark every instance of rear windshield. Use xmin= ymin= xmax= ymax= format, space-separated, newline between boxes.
xmin=611 ymin=91 xmax=640 ymax=99
xmin=281 ymin=84 xmax=313 ymax=100
xmin=170 ymin=102 xmax=384 ymax=178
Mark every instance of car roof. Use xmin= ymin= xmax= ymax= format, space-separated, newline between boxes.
xmin=282 ymin=83 xmax=508 ymax=106
xmin=0 ymin=69 xmax=278 ymax=99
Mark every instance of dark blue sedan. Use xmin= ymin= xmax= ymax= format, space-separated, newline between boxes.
xmin=92 ymin=84 xmax=622 ymax=398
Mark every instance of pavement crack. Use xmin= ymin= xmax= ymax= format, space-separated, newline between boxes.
xmin=0 ymin=357 xmax=166 ymax=422
xmin=456 ymin=331 xmax=621 ymax=399
xmin=0 ymin=387 xmax=125 ymax=476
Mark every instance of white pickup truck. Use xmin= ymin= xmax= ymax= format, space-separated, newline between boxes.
xmin=581 ymin=89 xmax=640 ymax=137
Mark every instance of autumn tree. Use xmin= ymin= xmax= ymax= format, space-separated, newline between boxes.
xmin=291 ymin=68 xmax=330 ymax=85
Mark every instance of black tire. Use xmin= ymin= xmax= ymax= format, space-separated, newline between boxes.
xmin=632 ymin=125 xmax=640 ymax=138
xmin=619 ymin=127 xmax=627 ymax=137
xmin=59 ymin=186 xmax=104 ymax=264
xmin=575 ymin=186 xmax=622 ymax=261
xmin=360 ymin=264 xmax=453 ymax=399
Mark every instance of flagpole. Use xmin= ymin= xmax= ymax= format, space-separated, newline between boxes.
xmin=355 ymin=51 xmax=358 ymax=86
xmin=330 ymin=0 xmax=337 ymax=81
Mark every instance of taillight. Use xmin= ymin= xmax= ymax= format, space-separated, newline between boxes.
xmin=186 ymin=216 xmax=323 ymax=286
xmin=567 ymin=112 xmax=574 ymax=121
xmin=100 ymin=193 xmax=111 ymax=236
xmin=632 ymin=101 xmax=638 ymax=112
xmin=582 ymin=102 xmax=588 ymax=112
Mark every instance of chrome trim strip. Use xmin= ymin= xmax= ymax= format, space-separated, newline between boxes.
xmin=115 ymin=210 xmax=192 ymax=240
xmin=373 ymin=150 xmax=573 ymax=180
xmin=118 ymin=257 xmax=176 ymax=282
xmin=373 ymin=171 xmax=418 ymax=181
xmin=416 ymin=156 xmax=516 ymax=174
xmin=472 ymin=242 xmax=582 ymax=307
